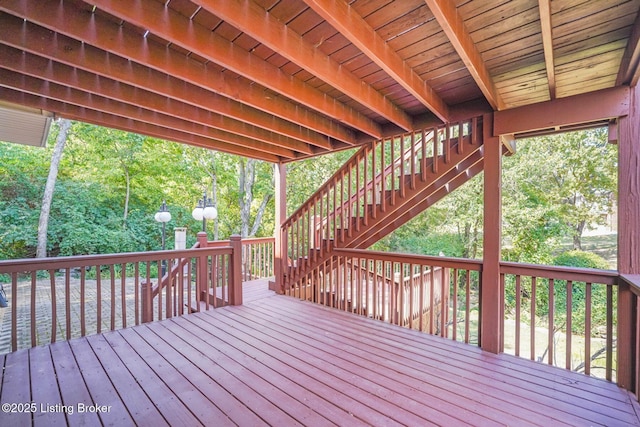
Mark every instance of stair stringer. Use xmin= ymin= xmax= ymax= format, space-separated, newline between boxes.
xmin=283 ymin=117 xmax=486 ymax=290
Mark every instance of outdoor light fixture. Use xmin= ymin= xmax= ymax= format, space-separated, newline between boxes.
xmin=192 ymin=192 xmax=217 ymax=232
xmin=154 ymin=200 xmax=172 ymax=250
xmin=154 ymin=200 xmax=172 ymax=276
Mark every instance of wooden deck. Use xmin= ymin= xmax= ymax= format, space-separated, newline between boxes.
xmin=1 ymin=280 xmax=638 ymax=426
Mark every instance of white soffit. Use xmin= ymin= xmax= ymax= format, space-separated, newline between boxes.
xmin=0 ymin=101 xmax=53 ymax=147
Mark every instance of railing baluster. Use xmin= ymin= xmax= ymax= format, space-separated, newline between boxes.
xmin=11 ymin=272 xmax=18 ymax=352
xmin=400 ymin=135 xmax=406 ymax=199
xmin=390 ymin=137 xmax=396 ymax=206
xmin=606 ymin=284 xmax=613 ymax=381
xmin=166 ymin=258 xmax=172 ymax=318
xmin=420 ymin=264 xmax=426 ymax=332
xmin=429 ymin=266 xmax=435 ymax=334
xmin=452 ymin=269 xmax=458 ymax=340
xmin=547 ymin=279 xmax=554 ymax=365
xmin=530 ymin=276 xmax=536 ymax=361
xmin=121 ymin=264 xmax=127 ymax=328
xmin=30 ymin=272 xmax=36 ymax=347
xmin=65 ymin=269 xmax=71 ymax=340
xmin=96 ymin=266 xmax=102 ymax=334
xmin=585 ymin=282 xmax=592 ymax=376
xmin=50 ymin=270 xmax=57 ymax=343
xmin=409 ymin=263 xmax=415 ymax=329
xmin=110 ymin=265 xmax=116 ymax=330
xmin=410 ymin=132 xmax=416 ymax=190
xmin=421 ymin=129 xmax=427 ymax=182
xmin=441 ymin=267 xmax=447 ymax=337
xmin=465 ymin=271 xmax=470 ymax=344
xmin=444 ymin=124 xmax=450 ymax=163
xmin=566 ymin=280 xmax=572 ymax=370
xmin=515 ymin=275 xmax=521 ymax=356
xmin=432 ymin=127 xmax=438 ymax=174
xmin=133 ymin=264 xmax=138 ymax=326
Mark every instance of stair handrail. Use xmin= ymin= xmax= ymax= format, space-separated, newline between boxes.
xmin=151 ymin=240 xmax=201 ymax=298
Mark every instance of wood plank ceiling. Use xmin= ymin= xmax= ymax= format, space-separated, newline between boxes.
xmin=0 ymin=0 xmax=638 ymax=162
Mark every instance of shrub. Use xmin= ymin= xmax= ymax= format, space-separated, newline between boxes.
xmin=553 ymin=250 xmax=611 ymax=270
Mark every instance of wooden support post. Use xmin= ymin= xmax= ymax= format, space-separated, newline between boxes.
xmin=196 ymin=231 xmax=209 ymax=308
xmin=617 ymin=84 xmax=640 ymax=392
xmin=481 ymin=113 xmax=503 ymax=354
xmin=230 ymin=235 xmax=243 ymax=306
xmin=197 ymin=231 xmax=208 ymax=248
xmin=141 ymin=281 xmax=152 ymax=323
xmin=273 ymin=163 xmax=287 ymax=294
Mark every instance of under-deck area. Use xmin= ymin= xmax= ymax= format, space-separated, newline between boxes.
xmin=1 ymin=281 xmax=638 ymax=427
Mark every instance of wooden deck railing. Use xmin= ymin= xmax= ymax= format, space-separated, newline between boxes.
xmin=281 ymin=119 xmax=478 ymax=287
xmin=199 ymin=236 xmax=275 ymax=281
xmin=286 ymin=248 xmax=483 ymax=345
xmin=500 ymin=262 xmax=619 ymax=382
xmin=619 ymin=274 xmax=640 ymax=401
xmin=285 ymin=247 xmax=635 ymax=387
xmin=0 ymin=237 xmax=245 ymax=353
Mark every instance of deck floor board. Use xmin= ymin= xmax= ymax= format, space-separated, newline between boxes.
xmin=0 ymin=279 xmax=638 ymax=426
xmin=249 ymin=295 xmax=635 ymax=425
xmin=49 ymin=342 xmax=101 ymax=427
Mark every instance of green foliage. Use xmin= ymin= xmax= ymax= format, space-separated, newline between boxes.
xmin=0 ymin=120 xmax=276 ymax=259
xmin=502 ymin=128 xmax=616 ymax=262
xmin=504 ymin=250 xmax=613 ymax=337
xmin=373 ymin=231 xmax=465 ymax=257
xmin=553 ymin=250 xmax=611 ymax=270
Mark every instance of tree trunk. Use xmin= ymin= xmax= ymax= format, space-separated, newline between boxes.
xmin=573 ymin=220 xmax=586 ymax=250
xmin=249 ymin=194 xmax=273 ymax=237
xmin=36 ymin=119 xmax=71 ymax=258
xmin=123 ymin=165 xmax=130 ymax=228
xmin=239 ymin=159 xmax=256 ymax=237
xmin=212 ymin=173 xmax=219 ymax=240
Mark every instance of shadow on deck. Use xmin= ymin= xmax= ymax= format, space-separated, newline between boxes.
xmin=1 ymin=279 xmax=638 ymax=426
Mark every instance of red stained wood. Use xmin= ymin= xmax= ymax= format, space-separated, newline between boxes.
xmin=1 ymin=282 xmax=638 ymax=426
xmin=493 ymin=86 xmax=630 ymax=136
xmin=481 ymin=114 xmax=502 ymax=354
xmin=617 ymin=83 xmax=640 ymax=391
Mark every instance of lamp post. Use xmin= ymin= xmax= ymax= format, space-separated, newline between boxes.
xmin=154 ymin=200 xmax=171 ymax=275
xmin=192 ymin=192 xmax=217 ymax=234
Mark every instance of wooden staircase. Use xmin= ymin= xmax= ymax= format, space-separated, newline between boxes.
xmin=282 ymin=116 xmax=486 ymax=290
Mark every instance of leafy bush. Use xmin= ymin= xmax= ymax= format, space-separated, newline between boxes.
xmin=553 ymin=250 xmax=611 ymax=270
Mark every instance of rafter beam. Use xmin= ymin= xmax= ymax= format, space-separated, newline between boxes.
xmin=0 ymin=68 xmax=299 ymax=160
xmin=617 ymin=7 xmax=640 ymax=86
xmin=538 ymin=0 xmax=556 ymax=100
xmin=0 ymin=46 xmax=314 ymax=157
xmin=0 ymin=4 xmax=362 ymax=148
xmin=0 ymin=88 xmax=281 ymax=162
xmin=494 ymin=86 xmax=629 ymax=136
xmin=425 ymin=0 xmax=503 ymax=110
xmin=194 ymin=0 xmax=412 ymax=131
xmin=302 ymin=0 xmax=449 ymax=123
xmin=60 ymin=0 xmax=382 ymax=139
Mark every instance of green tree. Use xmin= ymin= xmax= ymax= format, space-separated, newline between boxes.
xmin=502 ymin=128 xmax=616 ymax=262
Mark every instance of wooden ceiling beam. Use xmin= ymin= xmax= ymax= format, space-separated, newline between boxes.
xmin=0 ymin=88 xmax=281 ymax=162
xmin=303 ymin=0 xmax=449 ymax=123
xmin=617 ymin=7 xmax=640 ymax=86
xmin=424 ymin=0 xmax=503 ymax=110
xmin=0 ymin=68 xmax=299 ymax=160
xmin=538 ymin=0 xmax=556 ymax=100
xmin=494 ymin=86 xmax=629 ymax=136
xmin=0 ymin=46 xmax=315 ymax=157
xmin=0 ymin=5 xmax=355 ymax=149
xmin=199 ymin=0 xmax=412 ymax=130
xmin=82 ymin=0 xmax=384 ymax=139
